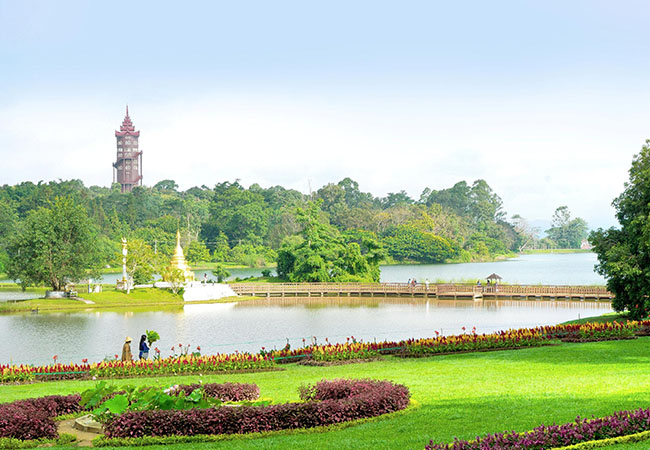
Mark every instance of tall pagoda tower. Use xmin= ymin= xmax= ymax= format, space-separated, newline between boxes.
xmin=113 ymin=106 xmax=142 ymax=192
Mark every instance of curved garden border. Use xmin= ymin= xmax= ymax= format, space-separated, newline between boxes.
xmin=425 ymin=406 xmax=650 ymax=449
xmin=103 ymin=379 xmax=410 ymax=439
xmin=0 ymin=382 xmax=260 ymax=443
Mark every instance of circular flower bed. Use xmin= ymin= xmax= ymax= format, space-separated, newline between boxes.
xmin=103 ymin=379 xmax=410 ymax=438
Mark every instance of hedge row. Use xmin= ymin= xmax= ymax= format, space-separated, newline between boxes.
xmin=425 ymin=407 xmax=650 ymax=449
xmin=104 ymin=379 xmax=410 ymax=438
xmin=0 ymin=434 xmax=76 ymax=449
xmin=0 ymin=395 xmax=82 ymax=440
xmin=176 ymin=382 xmax=260 ymax=402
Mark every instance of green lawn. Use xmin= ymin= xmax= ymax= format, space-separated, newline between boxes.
xmin=0 ymin=287 xmax=256 ymax=313
xmin=562 ymin=312 xmax=630 ymax=325
xmin=3 ymin=339 xmax=650 ymax=449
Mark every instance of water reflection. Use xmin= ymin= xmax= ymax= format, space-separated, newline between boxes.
xmin=0 ymin=297 xmax=612 ymax=366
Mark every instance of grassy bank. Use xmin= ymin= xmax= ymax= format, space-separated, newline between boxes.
xmin=521 ymin=249 xmax=593 ymax=254
xmin=2 ymin=339 xmax=650 ymax=449
xmin=562 ymin=312 xmax=629 ymax=325
xmin=0 ymin=287 xmax=253 ymax=313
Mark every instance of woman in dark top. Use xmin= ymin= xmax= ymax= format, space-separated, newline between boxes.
xmin=139 ymin=334 xmax=149 ymax=360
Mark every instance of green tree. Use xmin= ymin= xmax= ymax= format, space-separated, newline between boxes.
xmin=277 ymin=202 xmax=380 ymax=282
xmin=186 ymin=240 xmax=211 ymax=264
xmin=382 ymin=224 xmax=456 ymax=263
xmin=6 ymin=197 xmax=101 ymax=291
xmin=590 ymin=140 xmax=650 ymax=318
xmin=161 ymin=267 xmax=185 ymax=295
xmin=121 ymin=238 xmax=161 ymax=287
xmin=546 ymin=206 xmax=588 ymax=248
xmin=211 ymin=265 xmax=231 ymax=283
xmin=201 ymin=181 xmax=270 ymax=247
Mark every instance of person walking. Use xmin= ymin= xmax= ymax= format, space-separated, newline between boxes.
xmin=121 ymin=336 xmax=133 ymax=361
xmin=138 ymin=334 xmax=149 ymax=360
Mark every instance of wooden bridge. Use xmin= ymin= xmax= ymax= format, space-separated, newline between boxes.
xmin=229 ymin=282 xmax=613 ymax=301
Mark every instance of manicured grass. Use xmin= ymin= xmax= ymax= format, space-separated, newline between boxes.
xmin=0 ymin=287 xmax=252 ymax=313
xmin=3 ymin=339 xmax=650 ymax=449
xmin=563 ymin=312 xmax=629 ymax=325
xmin=230 ymin=276 xmax=285 ymax=283
xmin=0 ymin=284 xmax=47 ymax=294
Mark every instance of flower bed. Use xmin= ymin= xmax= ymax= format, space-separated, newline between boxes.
xmin=425 ymin=407 xmax=650 ymax=450
xmin=0 ymin=394 xmax=83 ymax=440
xmin=1 ymin=354 xmax=275 ymax=384
xmin=311 ymin=343 xmax=381 ymax=362
xmin=538 ymin=322 xmax=638 ymax=342
xmin=4 ymin=321 xmax=649 ymax=385
xmin=102 ymin=379 xmax=410 ymax=439
xmin=401 ymin=329 xmax=551 ymax=356
xmin=89 ymin=353 xmax=274 ymax=378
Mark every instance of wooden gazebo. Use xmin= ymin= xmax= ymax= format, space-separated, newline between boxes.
xmin=486 ymin=273 xmax=502 ymax=282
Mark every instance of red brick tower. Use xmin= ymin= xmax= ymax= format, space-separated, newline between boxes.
xmin=113 ymin=106 xmax=142 ymax=192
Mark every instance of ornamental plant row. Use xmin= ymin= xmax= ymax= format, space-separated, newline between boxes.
xmin=2 ymin=382 xmax=262 ymax=442
xmin=425 ymin=407 xmax=650 ymax=450
xmin=103 ymin=379 xmax=410 ymax=438
xmin=402 ymin=329 xmax=551 ymax=356
xmin=0 ymin=394 xmax=83 ymax=440
xmin=0 ymin=353 xmax=274 ymax=384
xmin=3 ymin=321 xmax=648 ymax=384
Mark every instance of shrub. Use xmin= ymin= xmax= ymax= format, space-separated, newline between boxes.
xmin=103 ymin=379 xmax=409 ymax=438
xmin=0 ymin=394 xmax=82 ymax=440
xmin=425 ymin=407 xmax=650 ymax=449
xmin=176 ymin=383 xmax=260 ymax=402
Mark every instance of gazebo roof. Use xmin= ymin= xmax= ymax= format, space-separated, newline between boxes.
xmin=486 ymin=273 xmax=502 ymax=280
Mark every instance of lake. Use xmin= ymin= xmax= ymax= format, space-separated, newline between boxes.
xmin=0 ymin=298 xmax=611 ymax=366
xmin=0 ymin=252 xmax=611 ymax=366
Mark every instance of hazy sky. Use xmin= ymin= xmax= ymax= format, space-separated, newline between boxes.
xmin=2 ymin=1 xmax=650 ymax=230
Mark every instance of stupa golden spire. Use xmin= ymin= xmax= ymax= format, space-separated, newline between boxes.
xmin=164 ymin=230 xmax=195 ymax=282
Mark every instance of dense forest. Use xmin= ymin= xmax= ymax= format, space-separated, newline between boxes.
xmin=0 ymin=178 xmax=588 ymax=282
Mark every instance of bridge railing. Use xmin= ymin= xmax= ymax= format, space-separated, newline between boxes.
xmin=229 ymin=282 xmax=612 ymax=298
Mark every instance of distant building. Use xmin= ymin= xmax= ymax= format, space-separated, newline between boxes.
xmin=580 ymin=239 xmax=593 ymax=250
xmin=113 ymin=106 xmax=142 ymax=192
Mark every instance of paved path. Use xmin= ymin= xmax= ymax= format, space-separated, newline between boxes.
xmin=58 ymin=418 xmax=99 ymax=447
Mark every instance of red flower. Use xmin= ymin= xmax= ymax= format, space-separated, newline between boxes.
xmin=196 ymin=346 xmax=201 ymax=351
xmin=114 ymin=354 xmax=118 ymax=359
xmin=155 ymin=347 xmax=160 ymax=353
xmin=82 ymin=358 xmax=88 ymax=364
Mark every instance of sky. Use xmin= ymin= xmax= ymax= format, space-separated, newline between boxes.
xmin=2 ymin=1 xmax=650 ymax=230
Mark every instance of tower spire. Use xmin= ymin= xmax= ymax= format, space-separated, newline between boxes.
xmin=126 ymin=104 xmax=129 ymax=116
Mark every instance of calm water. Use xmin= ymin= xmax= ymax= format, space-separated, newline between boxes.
xmin=0 ymin=253 xmax=609 ymax=365
xmin=0 ymin=298 xmax=611 ymax=366
xmin=50 ymin=252 xmax=603 ymax=286
xmin=380 ymin=252 xmax=605 ymax=285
